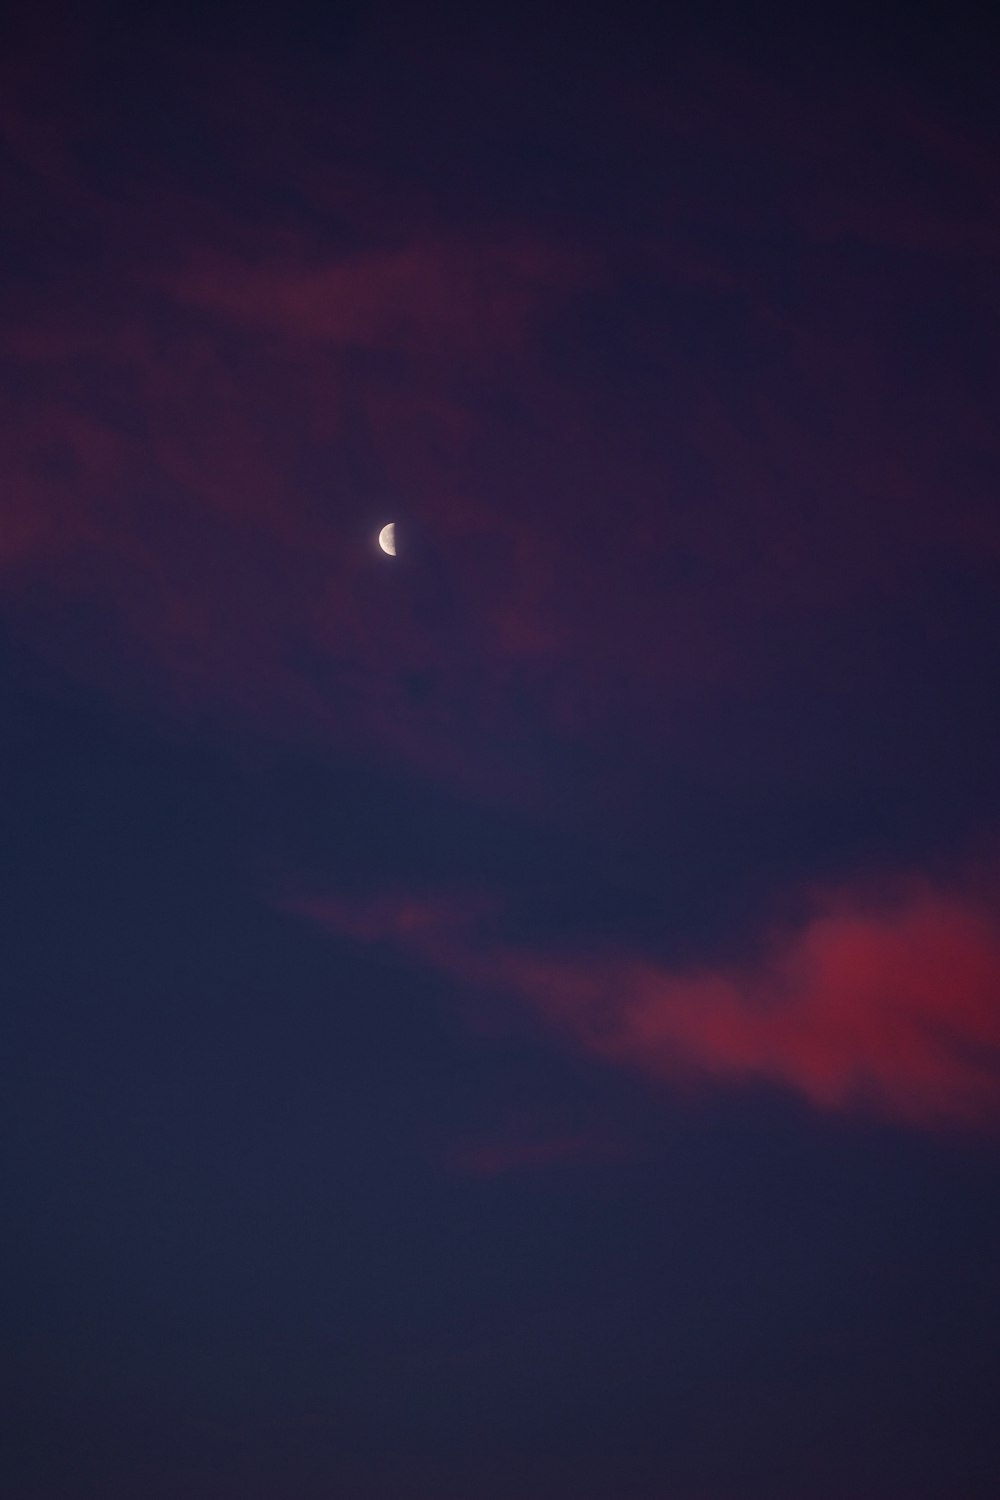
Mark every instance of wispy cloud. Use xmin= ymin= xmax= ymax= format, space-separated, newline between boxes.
xmin=297 ymin=874 xmax=1000 ymax=1130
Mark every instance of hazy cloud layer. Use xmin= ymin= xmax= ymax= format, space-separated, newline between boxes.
xmin=3 ymin=7 xmax=999 ymax=1137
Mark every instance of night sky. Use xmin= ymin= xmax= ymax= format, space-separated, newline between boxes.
xmin=4 ymin=4 xmax=1000 ymax=1497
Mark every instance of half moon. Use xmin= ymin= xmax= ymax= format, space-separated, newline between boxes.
xmin=378 ymin=522 xmax=396 ymax=556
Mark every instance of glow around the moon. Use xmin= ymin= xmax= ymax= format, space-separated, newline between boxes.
xmin=378 ymin=522 xmax=396 ymax=556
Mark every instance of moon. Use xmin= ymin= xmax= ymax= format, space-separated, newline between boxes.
xmin=378 ymin=522 xmax=396 ymax=556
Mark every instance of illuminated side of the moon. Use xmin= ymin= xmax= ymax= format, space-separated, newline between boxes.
xmin=378 ymin=522 xmax=396 ymax=556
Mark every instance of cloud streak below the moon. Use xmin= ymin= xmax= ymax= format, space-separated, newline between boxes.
xmin=295 ymin=871 xmax=1000 ymax=1130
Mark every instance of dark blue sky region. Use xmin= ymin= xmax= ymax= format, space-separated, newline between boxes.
xmin=3 ymin=4 xmax=1000 ymax=1497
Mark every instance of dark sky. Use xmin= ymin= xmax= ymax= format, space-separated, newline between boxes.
xmin=3 ymin=3 xmax=1000 ymax=1497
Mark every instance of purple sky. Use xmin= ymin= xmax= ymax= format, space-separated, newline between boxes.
xmin=3 ymin=4 xmax=1000 ymax=1497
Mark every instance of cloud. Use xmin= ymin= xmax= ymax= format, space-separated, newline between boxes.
xmin=0 ymin=214 xmax=591 ymax=780
xmin=297 ymin=876 xmax=1000 ymax=1130
xmin=169 ymin=236 xmax=595 ymax=356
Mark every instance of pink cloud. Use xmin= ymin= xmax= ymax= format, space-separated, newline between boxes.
xmin=297 ymin=876 xmax=1000 ymax=1130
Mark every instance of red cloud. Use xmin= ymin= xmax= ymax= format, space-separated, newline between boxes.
xmin=168 ymin=235 xmax=596 ymax=356
xmin=298 ymin=878 xmax=1000 ymax=1129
